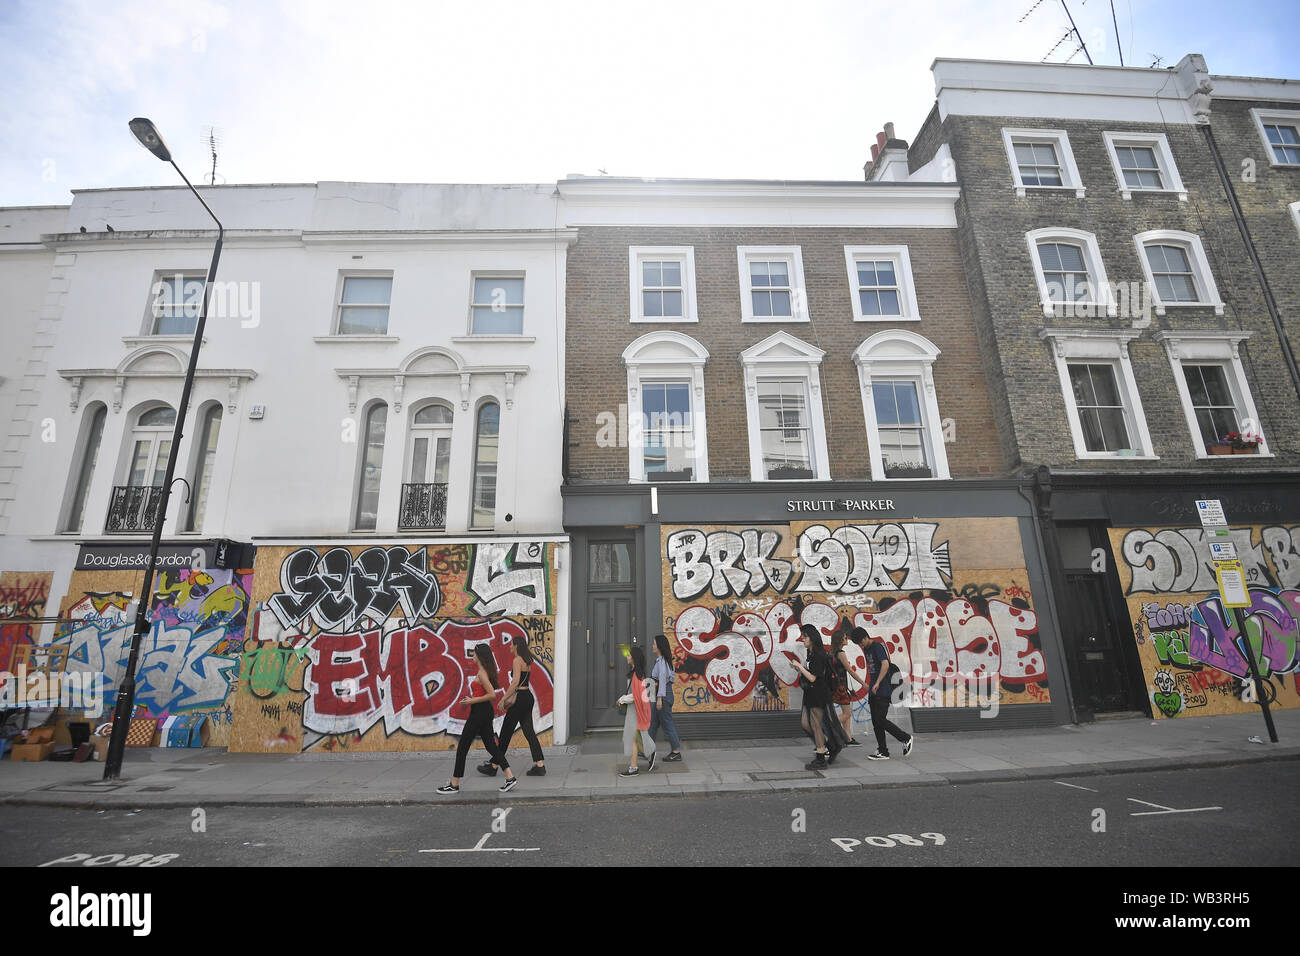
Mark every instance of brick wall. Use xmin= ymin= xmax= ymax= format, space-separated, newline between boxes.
xmin=565 ymin=225 xmax=1005 ymax=483
xmin=939 ymin=112 xmax=1300 ymax=473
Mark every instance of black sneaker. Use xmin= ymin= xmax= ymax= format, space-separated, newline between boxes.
xmin=498 ymin=777 xmax=518 ymax=793
xmin=647 ymin=751 xmax=657 ymax=773
xmin=866 ymin=751 xmax=890 ymax=761
xmin=526 ymin=765 xmax=546 ymax=776
xmin=903 ymin=737 xmax=914 ymax=757
xmin=435 ymin=783 xmax=459 ymax=793
xmin=618 ymin=767 xmax=639 ymax=777
xmin=847 ymin=738 xmax=861 ymax=746
xmin=476 ymin=762 xmax=497 ymax=777
xmin=664 ymin=752 xmax=683 ymax=762
xmin=805 ymin=752 xmax=828 ymax=771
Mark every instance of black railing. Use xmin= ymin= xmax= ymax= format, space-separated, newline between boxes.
xmin=399 ymin=482 xmax=448 ymax=530
xmin=106 ymin=485 xmax=165 ymax=533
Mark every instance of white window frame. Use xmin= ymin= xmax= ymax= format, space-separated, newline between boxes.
xmin=622 ymin=331 xmax=710 ymax=482
xmin=852 ymin=330 xmax=950 ymax=481
xmin=737 ymin=246 xmax=809 ymax=323
xmin=1290 ymin=200 xmax=1300 ymax=238
xmin=1133 ymin=230 xmax=1225 ymax=316
xmin=1249 ymin=108 xmax=1300 ymax=168
xmin=468 ymin=272 xmax=525 ymax=335
xmin=334 ymin=271 xmax=394 ymax=336
xmin=1153 ymin=331 xmax=1270 ymax=459
xmin=146 ymin=271 xmax=207 ymax=336
xmin=740 ymin=331 xmax=829 ymax=480
xmin=1026 ymin=228 xmax=1115 ymax=318
xmin=1040 ymin=329 xmax=1155 ymax=460
xmin=1101 ymin=131 xmax=1188 ymax=201
xmin=1002 ymin=128 xmax=1086 ymax=198
xmin=629 ymin=247 xmax=698 ymax=323
xmin=844 ymin=245 xmax=921 ymax=322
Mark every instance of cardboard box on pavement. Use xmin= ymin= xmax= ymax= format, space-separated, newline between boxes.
xmin=10 ymin=741 xmax=54 ymax=762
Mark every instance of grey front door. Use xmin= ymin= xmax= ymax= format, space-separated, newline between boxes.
xmin=586 ymin=538 xmax=637 ymax=727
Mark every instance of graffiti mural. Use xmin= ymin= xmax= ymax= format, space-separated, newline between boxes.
xmin=45 ymin=568 xmax=252 ymax=745
xmin=0 ymin=573 xmax=53 ymax=687
xmin=661 ymin=519 xmax=1049 ymax=713
xmin=230 ymin=542 xmax=558 ymax=753
xmin=1111 ymin=525 xmax=1300 ymax=719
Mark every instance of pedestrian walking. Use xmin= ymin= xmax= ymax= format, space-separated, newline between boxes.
xmin=831 ymin=628 xmax=871 ymax=745
xmin=850 ymin=625 xmax=913 ymax=760
xmin=437 ymin=644 xmax=518 ymax=793
xmin=790 ymin=623 xmax=847 ymax=770
xmin=648 ymin=633 xmax=683 ymax=762
xmin=618 ymin=645 xmax=657 ymax=776
xmin=477 ymin=635 xmax=546 ymax=778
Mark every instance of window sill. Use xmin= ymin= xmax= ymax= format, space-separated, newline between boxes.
xmin=450 ymin=335 xmax=536 ymax=344
xmin=1042 ymin=302 xmax=1117 ymax=318
xmin=630 ymin=316 xmax=697 ymax=324
xmin=1014 ymin=185 xmax=1086 ymax=199
xmin=1152 ymin=301 xmax=1226 ymax=316
xmin=123 ymin=335 xmax=207 ymax=347
xmin=1118 ymin=187 xmax=1188 ymax=201
xmin=854 ymin=315 xmax=920 ymax=323
xmin=1075 ymin=453 xmax=1159 ymax=461
xmin=1199 ymin=451 xmax=1274 ymax=460
xmin=740 ymin=316 xmax=810 ymax=324
xmin=314 ymin=335 xmax=399 ymax=344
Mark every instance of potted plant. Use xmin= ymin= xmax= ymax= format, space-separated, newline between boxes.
xmin=1224 ymin=430 xmax=1262 ymax=455
xmin=884 ymin=461 xmax=933 ymax=478
xmin=767 ymin=465 xmax=815 ymax=480
xmin=1206 ymin=439 xmax=1233 ymax=455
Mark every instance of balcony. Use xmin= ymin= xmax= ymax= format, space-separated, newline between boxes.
xmin=106 ymin=485 xmax=164 ymax=533
xmin=399 ymin=482 xmax=448 ymax=531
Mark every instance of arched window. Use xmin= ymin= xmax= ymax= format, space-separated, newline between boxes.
xmin=354 ymin=402 xmax=388 ymax=531
xmin=185 ymin=405 xmax=222 ymax=532
xmin=470 ymin=402 xmax=499 ymax=529
xmin=399 ymin=402 xmax=453 ymax=531
xmin=853 ymin=330 xmax=951 ymax=480
xmin=62 ymin=404 xmax=107 ymax=532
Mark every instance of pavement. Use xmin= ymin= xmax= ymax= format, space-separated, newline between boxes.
xmin=1 ymin=709 xmax=1296 ymax=809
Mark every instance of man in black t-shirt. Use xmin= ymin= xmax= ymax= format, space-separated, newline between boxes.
xmin=852 ymin=626 xmax=913 ymax=760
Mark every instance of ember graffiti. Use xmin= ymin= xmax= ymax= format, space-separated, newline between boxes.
xmin=303 ymin=618 xmax=554 ymax=737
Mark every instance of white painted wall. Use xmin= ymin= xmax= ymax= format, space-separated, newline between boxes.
xmin=3 ymin=183 xmax=570 ymax=557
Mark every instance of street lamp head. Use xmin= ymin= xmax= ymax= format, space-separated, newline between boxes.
xmin=129 ymin=117 xmax=172 ymax=162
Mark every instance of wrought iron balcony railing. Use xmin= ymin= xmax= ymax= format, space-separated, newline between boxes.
xmin=399 ymin=482 xmax=448 ymax=530
xmin=106 ymin=485 xmax=165 ymax=533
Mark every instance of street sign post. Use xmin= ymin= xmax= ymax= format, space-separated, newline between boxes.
xmin=1195 ymin=499 xmax=1277 ymax=742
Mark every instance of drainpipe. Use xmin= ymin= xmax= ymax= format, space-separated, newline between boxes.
xmin=1019 ymin=465 xmax=1087 ymax=725
xmin=1200 ymin=124 xmax=1300 ymax=409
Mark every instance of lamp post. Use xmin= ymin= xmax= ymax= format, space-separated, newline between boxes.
xmin=103 ymin=119 xmax=225 ymax=780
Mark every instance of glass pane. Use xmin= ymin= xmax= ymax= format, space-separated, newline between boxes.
xmin=1033 ymin=143 xmax=1058 ymax=165
xmin=189 ymin=409 xmax=221 ymax=531
xmin=1088 ymin=365 xmax=1121 ymax=406
xmin=139 ymin=407 xmax=176 ymax=427
xmin=339 ymin=306 xmax=389 ymax=334
xmin=1183 ymin=366 xmax=1211 ymax=407
xmin=642 ymin=262 xmax=661 ymax=286
xmin=67 ymin=407 xmax=106 ymax=532
xmin=1079 ymin=408 xmax=1106 ymax=452
xmin=873 ymin=382 xmax=900 ymax=425
xmin=589 ymin=542 xmax=632 ymax=585
xmin=473 ymin=277 xmax=524 ymax=306
xmin=662 ymin=290 xmax=682 ymax=316
xmin=1037 ymin=244 xmax=1063 ymax=271
xmin=1056 ymin=244 xmax=1085 ymax=271
xmin=1159 ymin=275 xmax=1198 ymax=302
xmin=661 ymin=261 xmax=681 ymax=287
xmin=752 ymin=291 xmax=772 ymax=317
xmin=768 ymin=262 xmax=789 ymax=286
xmin=664 ymin=382 xmax=690 ymax=420
xmin=1098 ymin=407 xmax=1130 ymax=450
xmin=750 ymin=261 xmax=770 ymax=286
xmin=410 ymin=436 xmax=429 ymax=483
xmin=1014 ymin=143 xmax=1037 ymax=164
xmin=130 ymin=440 xmax=150 ymax=487
xmin=342 ymin=277 xmax=392 ymax=304
xmin=1069 ymin=365 xmax=1099 ymax=406
xmin=414 ymin=404 xmax=452 ymax=425
xmin=893 ymin=382 xmax=922 ymax=425
xmin=643 ymin=290 xmax=662 ymax=317
xmin=878 ymin=290 xmax=900 ymax=314
xmin=152 ymin=440 xmax=172 ymax=486
xmin=1198 ymin=366 xmax=1233 ymax=406
xmin=471 ymin=403 xmax=500 ymax=528
xmin=770 ymin=290 xmax=791 ymax=315
xmin=471 ymin=305 xmax=523 ymax=334
xmin=434 ymin=437 xmax=451 ymax=484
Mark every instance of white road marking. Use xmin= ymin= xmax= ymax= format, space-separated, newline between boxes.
xmin=1127 ymin=797 xmax=1222 ymax=816
xmin=419 ymin=832 xmax=539 ymax=853
xmin=1054 ymin=781 xmax=1098 ymax=792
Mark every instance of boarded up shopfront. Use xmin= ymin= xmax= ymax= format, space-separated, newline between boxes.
xmin=660 ymin=517 xmax=1051 ymax=722
xmin=230 ymin=540 xmax=559 ymax=754
xmin=1109 ymin=524 xmax=1300 ymax=719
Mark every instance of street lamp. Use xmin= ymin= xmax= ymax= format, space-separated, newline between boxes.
xmin=103 ymin=119 xmax=225 ymax=780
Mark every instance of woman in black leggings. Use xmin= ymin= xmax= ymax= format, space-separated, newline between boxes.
xmin=437 ymin=644 xmax=518 ymax=794
xmin=478 ymin=635 xmax=546 ymax=777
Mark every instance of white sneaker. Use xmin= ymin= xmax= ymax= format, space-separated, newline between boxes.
xmin=903 ymin=737 xmax=914 ymax=757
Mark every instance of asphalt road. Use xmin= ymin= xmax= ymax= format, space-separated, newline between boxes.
xmin=3 ymin=761 xmax=1294 ymax=868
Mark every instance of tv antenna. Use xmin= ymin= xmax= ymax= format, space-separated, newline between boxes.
xmin=200 ymin=126 xmax=224 ymax=185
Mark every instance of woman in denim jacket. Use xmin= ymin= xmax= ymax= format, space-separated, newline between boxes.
xmin=648 ymin=633 xmax=683 ymax=762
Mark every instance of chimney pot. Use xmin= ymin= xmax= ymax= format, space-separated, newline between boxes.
xmin=876 ymin=131 xmax=887 ymax=150
xmin=884 ymin=122 xmax=895 ymax=140
xmin=870 ymin=143 xmax=881 ymax=161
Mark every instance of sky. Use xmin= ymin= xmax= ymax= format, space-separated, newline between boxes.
xmin=2 ymin=0 xmax=1297 ymax=207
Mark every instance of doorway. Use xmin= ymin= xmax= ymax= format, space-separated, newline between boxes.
xmin=586 ymin=539 xmax=636 ymax=728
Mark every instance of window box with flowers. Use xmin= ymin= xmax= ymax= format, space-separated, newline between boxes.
xmin=1217 ymin=430 xmax=1263 ymax=455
